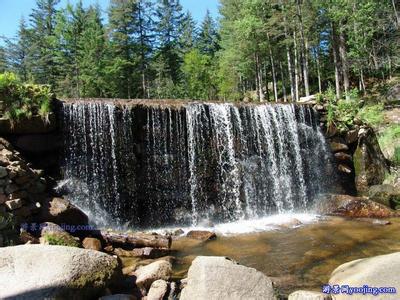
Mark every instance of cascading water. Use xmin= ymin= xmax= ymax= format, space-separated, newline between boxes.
xmin=61 ymin=100 xmax=335 ymax=228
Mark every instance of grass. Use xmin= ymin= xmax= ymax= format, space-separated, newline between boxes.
xmin=357 ymin=103 xmax=385 ymax=126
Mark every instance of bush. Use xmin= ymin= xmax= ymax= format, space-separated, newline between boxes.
xmin=0 ymin=72 xmax=53 ymax=124
xmin=357 ymin=103 xmax=384 ymax=126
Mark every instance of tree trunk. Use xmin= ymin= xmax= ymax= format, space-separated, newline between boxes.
xmin=280 ymin=61 xmax=287 ymax=102
xmin=338 ymin=26 xmax=350 ymax=99
xmin=392 ymin=0 xmax=399 ymax=27
xmin=268 ymin=34 xmax=278 ymax=102
xmin=293 ymin=31 xmax=300 ymax=102
xmin=280 ymin=0 xmax=295 ymax=101
xmin=100 ymin=231 xmax=172 ymax=249
xmin=332 ymin=22 xmax=341 ymax=99
xmin=296 ymin=0 xmax=310 ymax=96
xmin=316 ymin=50 xmax=322 ymax=94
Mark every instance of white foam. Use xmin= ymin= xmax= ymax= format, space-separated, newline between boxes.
xmin=154 ymin=213 xmax=320 ymax=236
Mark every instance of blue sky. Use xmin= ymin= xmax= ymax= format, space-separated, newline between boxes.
xmin=0 ymin=0 xmax=219 ymax=43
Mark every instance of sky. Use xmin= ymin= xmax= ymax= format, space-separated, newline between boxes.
xmin=0 ymin=0 xmax=219 ymax=43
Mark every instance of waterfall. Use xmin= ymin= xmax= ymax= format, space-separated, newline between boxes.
xmin=61 ymin=100 xmax=335 ymax=228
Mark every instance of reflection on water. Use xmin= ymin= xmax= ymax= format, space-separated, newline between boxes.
xmin=171 ymin=217 xmax=400 ymax=297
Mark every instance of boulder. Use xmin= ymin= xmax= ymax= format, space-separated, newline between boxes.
xmin=40 ymin=197 xmax=89 ymax=228
xmin=338 ymin=164 xmax=352 ymax=174
xmin=345 ymin=128 xmax=359 ymax=144
xmin=334 ymin=152 xmax=352 ymax=162
xmin=83 ymin=237 xmax=102 ymax=251
xmin=134 ymin=260 xmax=172 ymax=290
xmin=315 ymin=194 xmax=398 ymax=218
xmin=329 ymin=252 xmax=400 ymax=300
xmin=288 ymin=290 xmax=331 ymax=300
xmin=147 ymin=279 xmax=168 ymax=300
xmin=40 ymin=222 xmax=80 ymax=247
xmin=180 ymin=256 xmax=276 ymax=300
xmin=387 ymin=83 xmax=400 ymax=103
xmin=354 ymin=127 xmax=389 ymax=193
xmin=368 ymin=184 xmax=400 ymax=209
xmin=330 ymin=142 xmax=349 ymax=152
xmin=0 ymin=244 xmax=122 ymax=299
xmin=186 ymin=230 xmax=217 ymax=241
xmin=99 ymin=295 xmax=137 ymax=300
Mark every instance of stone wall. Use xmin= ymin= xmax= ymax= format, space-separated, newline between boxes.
xmin=0 ymin=138 xmax=49 ymax=245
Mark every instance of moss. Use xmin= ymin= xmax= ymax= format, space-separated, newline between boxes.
xmin=43 ymin=233 xmax=80 ymax=247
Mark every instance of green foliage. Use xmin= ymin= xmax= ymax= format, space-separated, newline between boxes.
xmin=379 ymin=124 xmax=400 ymax=164
xmin=43 ymin=233 xmax=80 ymax=247
xmin=394 ymin=147 xmax=400 ymax=165
xmin=357 ymin=103 xmax=384 ymax=126
xmin=0 ymin=72 xmax=53 ymax=123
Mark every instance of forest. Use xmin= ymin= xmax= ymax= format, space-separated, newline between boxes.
xmin=0 ymin=0 xmax=399 ymax=102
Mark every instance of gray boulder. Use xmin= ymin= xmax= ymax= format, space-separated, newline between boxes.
xmin=180 ymin=256 xmax=276 ymax=300
xmin=368 ymin=184 xmax=400 ymax=209
xmin=329 ymin=252 xmax=400 ymax=300
xmin=289 ymin=290 xmax=331 ymax=300
xmin=0 ymin=244 xmax=121 ymax=299
xmin=134 ymin=260 xmax=172 ymax=290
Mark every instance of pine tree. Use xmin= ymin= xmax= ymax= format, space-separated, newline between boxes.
xmin=78 ymin=5 xmax=107 ymax=97
xmin=178 ymin=11 xmax=197 ymax=55
xmin=197 ymin=10 xmax=220 ymax=56
xmin=6 ymin=18 xmax=33 ymax=81
xmin=0 ymin=46 xmax=7 ymax=72
xmin=106 ymin=0 xmax=137 ymax=98
xmin=29 ymin=0 xmax=60 ymax=86
xmin=153 ymin=0 xmax=184 ymax=92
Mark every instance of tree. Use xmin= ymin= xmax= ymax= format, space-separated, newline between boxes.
xmin=106 ymin=0 xmax=137 ymax=98
xmin=6 ymin=18 xmax=32 ymax=81
xmin=29 ymin=0 xmax=60 ymax=86
xmin=197 ymin=10 xmax=220 ymax=56
xmin=0 ymin=47 xmax=7 ymax=73
xmin=178 ymin=11 xmax=197 ymax=55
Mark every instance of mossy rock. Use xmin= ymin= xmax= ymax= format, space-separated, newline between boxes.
xmin=41 ymin=232 xmax=80 ymax=247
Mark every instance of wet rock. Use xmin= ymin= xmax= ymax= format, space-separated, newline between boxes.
xmin=5 ymin=199 xmax=23 ymax=211
xmin=0 ymin=244 xmax=121 ymax=299
xmin=83 ymin=237 xmax=102 ymax=251
xmin=180 ymin=256 xmax=276 ymax=300
xmin=330 ymin=142 xmax=349 ymax=152
xmin=99 ymin=295 xmax=137 ymax=300
xmin=368 ymin=184 xmax=400 ymax=209
xmin=0 ymin=166 xmax=7 ymax=178
xmin=329 ymin=252 xmax=400 ymax=300
xmin=134 ymin=260 xmax=172 ymax=290
xmin=147 ymin=279 xmax=168 ymax=300
xmin=316 ymin=194 xmax=398 ymax=218
xmin=186 ymin=230 xmax=217 ymax=241
xmin=279 ymin=218 xmax=302 ymax=228
xmin=345 ymin=128 xmax=359 ymax=144
xmin=289 ymin=290 xmax=331 ymax=300
xmin=0 ymin=114 xmax=56 ymax=135
xmin=338 ymin=164 xmax=352 ymax=174
xmin=334 ymin=152 xmax=352 ymax=161
xmin=356 ymin=218 xmax=391 ymax=225
xmin=40 ymin=197 xmax=89 ymax=228
xmin=354 ymin=127 xmax=388 ymax=193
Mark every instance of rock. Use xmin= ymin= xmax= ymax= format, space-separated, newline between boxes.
xmin=186 ymin=230 xmax=217 ymax=241
xmin=315 ymin=194 xmax=398 ymax=218
xmin=334 ymin=152 xmax=352 ymax=161
xmin=0 ymin=114 xmax=56 ymax=135
xmin=19 ymin=230 xmax=39 ymax=244
xmin=356 ymin=218 xmax=391 ymax=225
xmin=180 ymin=256 xmax=276 ymax=300
xmin=134 ymin=260 xmax=172 ymax=290
xmin=330 ymin=142 xmax=349 ymax=152
xmin=99 ymin=295 xmax=137 ymax=300
xmin=0 ymin=166 xmax=7 ymax=178
xmin=368 ymin=184 xmax=400 ymax=209
xmin=41 ymin=197 xmax=89 ymax=228
xmin=338 ymin=164 xmax=352 ymax=174
xmin=289 ymin=290 xmax=332 ymax=300
xmin=299 ymin=95 xmax=317 ymax=104
xmin=40 ymin=222 xmax=80 ymax=247
xmin=329 ymin=252 xmax=400 ymax=300
xmin=0 ymin=244 xmax=122 ymax=299
xmin=345 ymin=128 xmax=359 ymax=144
xmin=0 ymin=193 xmax=7 ymax=204
xmin=5 ymin=199 xmax=23 ymax=211
xmin=387 ymin=83 xmax=400 ymax=103
xmin=354 ymin=127 xmax=389 ymax=193
xmin=279 ymin=218 xmax=302 ymax=228
xmin=83 ymin=237 xmax=102 ymax=251
xmin=147 ymin=279 xmax=168 ymax=300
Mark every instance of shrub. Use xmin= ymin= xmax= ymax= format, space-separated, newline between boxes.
xmin=357 ymin=103 xmax=384 ymax=126
xmin=0 ymin=72 xmax=53 ymax=124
